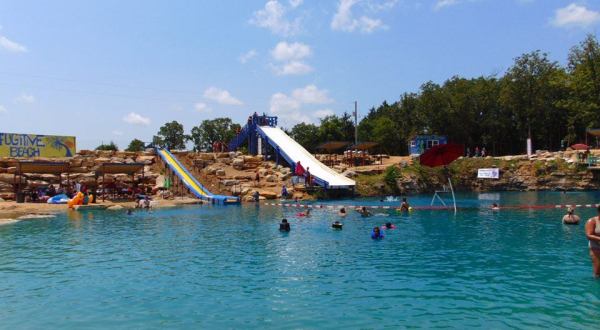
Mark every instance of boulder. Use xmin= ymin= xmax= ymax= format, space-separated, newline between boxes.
xmin=222 ymin=179 xmax=239 ymax=186
xmin=265 ymin=174 xmax=277 ymax=182
xmin=107 ymin=205 xmax=124 ymax=210
xmin=216 ymin=169 xmax=226 ymax=177
xmin=232 ymin=158 xmax=244 ymax=170
xmin=136 ymin=155 xmax=155 ymax=164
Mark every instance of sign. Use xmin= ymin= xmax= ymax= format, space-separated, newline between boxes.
xmin=0 ymin=133 xmax=76 ymax=158
xmin=477 ymin=168 xmax=500 ymax=179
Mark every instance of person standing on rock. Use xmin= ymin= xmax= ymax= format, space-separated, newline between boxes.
xmin=305 ymin=167 xmax=312 ymax=187
xmin=281 ymin=185 xmax=288 ymax=199
xmin=255 ymin=171 xmax=260 ymax=187
xmin=295 ymin=161 xmax=305 ymax=186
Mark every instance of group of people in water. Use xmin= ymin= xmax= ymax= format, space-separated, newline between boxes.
xmin=278 ymin=198 xmax=412 ymax=240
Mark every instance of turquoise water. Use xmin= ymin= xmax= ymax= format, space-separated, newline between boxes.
xmin=2 ymin=192 xmax=600 ymax=329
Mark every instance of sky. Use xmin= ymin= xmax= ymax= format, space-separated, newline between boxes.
xmin=1 ymin=0 xmax=599 ymax=150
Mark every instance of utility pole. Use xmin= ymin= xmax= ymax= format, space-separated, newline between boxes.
xmin=354 ymin=101 xmax=358 ymax=146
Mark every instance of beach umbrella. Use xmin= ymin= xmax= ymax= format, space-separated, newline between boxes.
xmin=571 ymin=143 xmax=589 ymax=150
xmin=419 ymin=143 xmax=464 ymax=167
xmin=418 ymin=143 xmax=464 ymax=214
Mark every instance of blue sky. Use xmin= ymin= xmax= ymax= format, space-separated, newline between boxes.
xmin=1 ymin=0 xmax=599 ymax=150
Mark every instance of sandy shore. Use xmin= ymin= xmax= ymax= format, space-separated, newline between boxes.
xmin=0 ymin=197 xmax=204 ymax=225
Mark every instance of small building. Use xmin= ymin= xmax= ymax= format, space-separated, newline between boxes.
xmin=408 ymin=135 xmax=448 ymax=156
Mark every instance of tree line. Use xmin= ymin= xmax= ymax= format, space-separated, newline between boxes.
xmin=99 ymin=35 xmax=600 ymax=156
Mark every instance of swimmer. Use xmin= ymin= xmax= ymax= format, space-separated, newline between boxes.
xmin=332 ymin=221 xmax=343 ymax=229
xmin=338 ymin=207 xmax=347 ymax=217
xmin=279 ymin=218 xmax=291 ymax=232
xmin=297 ymin=208 xmax=311 ymax=217
xmin=371 ymin=226 xmax=384 ymax=240
xmin=491 ymin=203 xmax=500 ymax=211
xmin=586 ymin=205 xmax=600 ymax=277
xmin=398 ymin=198 xmax=410 ymax=212
xmin=126 ymin=209 xmax=133 ymax=215
xmin=357 ymin=206 xmax=372 ymax=217
xmin=562 ymin=207 xmax=580 ymax=225
xmin=382 ymin=222 xmax=396 ymax=230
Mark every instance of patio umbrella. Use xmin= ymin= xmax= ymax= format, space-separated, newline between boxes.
xmin=419 ymin=143 xmax=464 ymax=167
xmin=571 ymin=143 xmax=589 ymax=150
xmin=418 ymin=143 xmax=464 ymax=214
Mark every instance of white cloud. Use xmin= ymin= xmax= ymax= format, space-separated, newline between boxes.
xmin=271 ymin=41 xmax=311 ymax=61
xmin=551 ymin=4 xmax=600 ymax=29
xmin=434 ymin=0 xmax=460 ymax=11
xmin=123 ymin=112 xmax=151 ymax=126
xmin=203 ymin=87 xmax=243 ymax=106
xmin=331 ymin=0 xmax=387 ymax=33
xmin=0 ymin=34 xmax=27 ymax=53
xmin=194 ymin=102 xmax=212 ymax=113
xmin=273 ymin=61 xmax=314 ymax=75
xmin=313 ymin=109 xmax=335 ymax=118
xmin=0 ymin=105 xmax=6 ymax=113
xmin=270 ymin=41 xmax=313 ymax=75
xmin=112 ymin=130 xmax=123 ymax=136
xmin=250 ymin=0 xmax=302 ymax=36
xmin=289 ymin=0 xmax=303 ymax=8
xmin=14 ymin=93 xmax=35 ymax=104
xmin=292 ymin=85 xmax=333 ymax=104
xmin=269 ymin=85 xmax=334 ymax=126
xmin=239 ymin=49 xmax=258 ymax=64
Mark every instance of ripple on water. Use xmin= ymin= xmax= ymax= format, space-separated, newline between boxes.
xmin=1 ymin=193 xmax=600 ymax=328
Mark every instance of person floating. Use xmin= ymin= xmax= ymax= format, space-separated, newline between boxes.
xmin=562 ymin=207 xmax=580 ymax=225
xmin=356 ymin=206 xmax=372 ymax=217
xmin=332 ymin=221 xmax=343 ymax=229
xmin=279 ymin=219 xmax=291 ymax=232
xmin=586 ymin=206 xmax=600 ymax=278
xmin=296 ymin=208 xmax=311 ymax=217
xmin=491 ymin=203 xmax=500 ymax=211
xmin=338 ymin=207 xmax=347 ymax=217
xmin=399 ymin=198 xmax=410 ymax=212
xmin=383 ymin=222 xmax=396 ymax=230
xmin=371 ymin=226 xmax=384 ymax=240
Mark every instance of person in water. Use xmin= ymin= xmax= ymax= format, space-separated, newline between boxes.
xmin=127 ymin=209 xmax=133 ymax=215
xmin=383 ymin=222 xmax=395 ymax=230
xmin=491 ymin=203 xmax=500 ymax=211
xmin=332 ymin=221 xmax=343 ymax=229
xmin=357 ymin=206 xmax=372 ymax=217
xmin=586 ymin=206 xmax=600 ymax=277
xmin=562 ymin=207 xmax=580 ymax=225
xmin=297 ymin=208 xmax=311 ymax=217
xmin=279 ymin=219 xmax=291 ymax=232
xmin=371 ymin=226 xmax=384 ymax=240
xmin=399 ymin=198 xmax=410 ymax=212
xmin=338 ymin=207 xmax=347 ymax=217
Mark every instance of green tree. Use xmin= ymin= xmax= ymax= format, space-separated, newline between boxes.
xmin=500 ymin=51 xmax=568 ymax=152
xmin=318 ymin=113 xmax=355 ymax=142
xmin=95 ymin=141 xmax=118 ymax=151
xmin=154 ymin=121 xmax=187 ymax=150
xmin=562 ymin=34 xmax=600 ymax=144
xmin=125 ymin=138 xmax=146 ymax=152
xmin=290 ymin=122 xmax=320 ymax=152
xmin=189 ymin=118 xmax=241 ymax=151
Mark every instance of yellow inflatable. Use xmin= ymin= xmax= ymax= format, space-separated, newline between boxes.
xmin=67 ymin=192 xmax=84 ymax=209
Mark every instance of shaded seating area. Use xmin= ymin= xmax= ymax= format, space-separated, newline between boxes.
xmin=95 ymin=163 xmax=146 ymax=201
xmin=344 ymin=142 xmax=381 ymax=166
xmin=14 ymin=161 xmax=71 ymax=203
xmin=316 ymin=141 xmax=351 ymax=166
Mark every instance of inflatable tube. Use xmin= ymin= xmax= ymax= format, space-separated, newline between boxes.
xmin=47 ymin=194 xmax=69 ymax=204
xmin=68 ymin=192 xmax=84 ymax=209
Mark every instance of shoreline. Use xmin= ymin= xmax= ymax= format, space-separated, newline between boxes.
xmin=0 ymin=197 xmax=204 ymax=225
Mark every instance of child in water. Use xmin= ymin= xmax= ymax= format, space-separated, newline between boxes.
xmin=332 ymin=221 xmax=343 ymax=229
xmin=371 ymin=227 xmax=384 ymax=240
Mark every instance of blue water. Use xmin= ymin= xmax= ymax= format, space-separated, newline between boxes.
xmin=2 ymin=191 xmax=600 ymax=329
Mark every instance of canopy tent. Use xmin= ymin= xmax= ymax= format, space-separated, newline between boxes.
xmin=95 ymin=163 xmax=145 ymax=201
xmin=347 ymin=142 xmax=381 ymax=166
xmin=316 ymin=141 xmax=351 ymax=166
xmin=14 ymin=161 xmax=71 ymax=203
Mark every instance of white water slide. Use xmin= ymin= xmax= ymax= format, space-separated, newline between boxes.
xmin=257 ymin=126 xmax=356 ymax=189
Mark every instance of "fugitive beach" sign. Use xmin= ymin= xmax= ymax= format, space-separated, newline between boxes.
xmin=0 ymin=133 xmax=76 ymax=158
